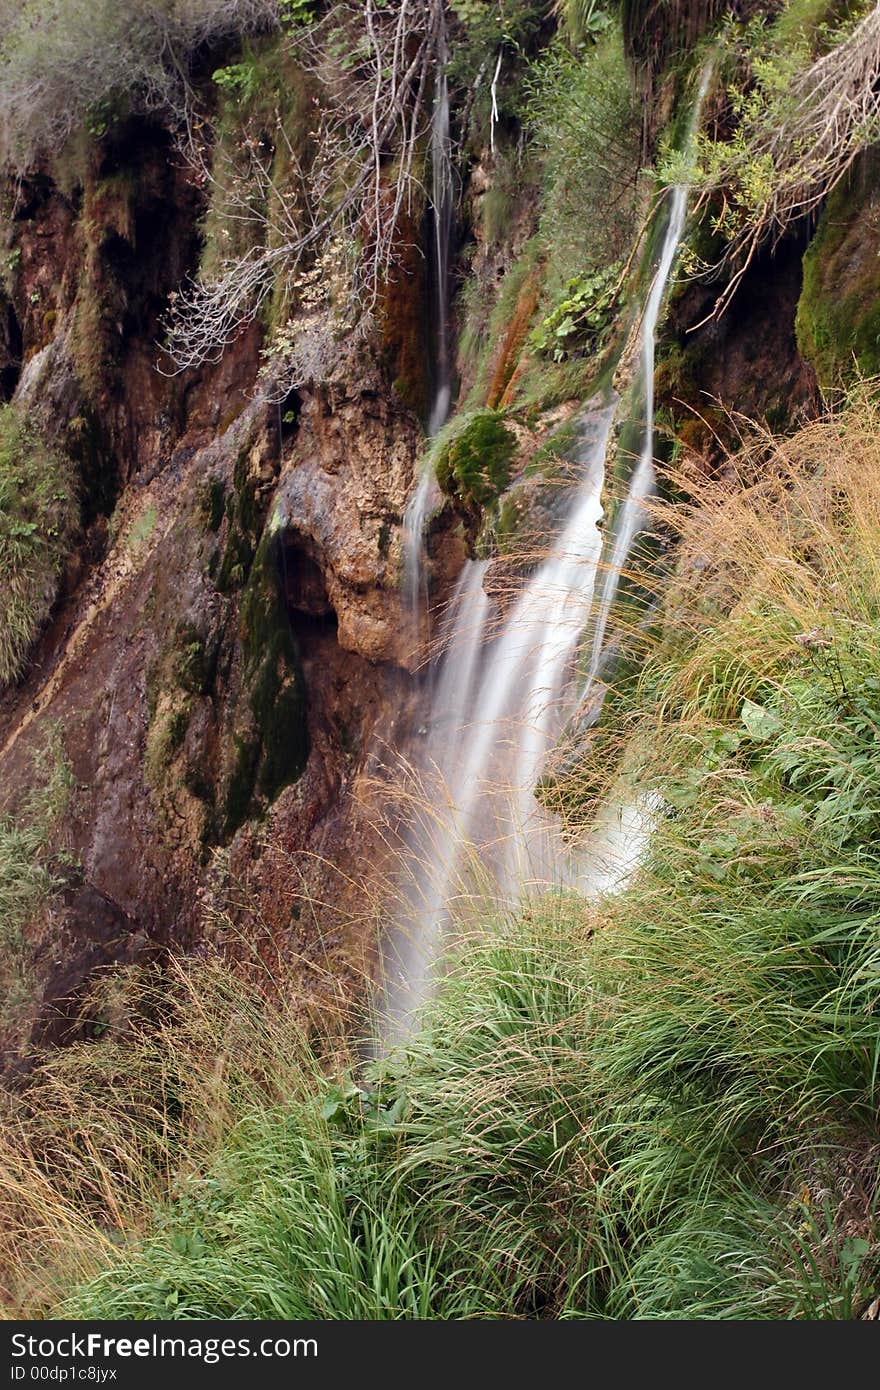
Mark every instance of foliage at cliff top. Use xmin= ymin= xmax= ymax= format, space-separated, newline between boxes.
xmin=164 ymin=0 xmax=452 ymax=394
xmin=0 ymin=0 xmax=283 ymax=167
xmin=673 ymin=0 xmax=880 ymax=317
xmin=0 ymin=405 xmax=77 ymax=691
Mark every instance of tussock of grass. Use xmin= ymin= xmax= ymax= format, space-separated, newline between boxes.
xmin=0 ymin=404 xmax=78 ymax=689
xmin=4 ymin=393 xmax=880 ymax=1318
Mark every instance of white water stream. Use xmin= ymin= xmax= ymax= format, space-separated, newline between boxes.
xmin=382 ymin=70 xmax=713 ymax=1045
xmin=401 ymin=31 xmax=453 ymax=619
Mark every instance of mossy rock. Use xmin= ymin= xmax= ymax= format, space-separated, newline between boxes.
xmin=796 ymin=158 xmax=880 ymax=390
xmin=217 ymin=449 xmax=262 ymax=593
xmin=434 ymin=409 xmax=516 ymax=510
xmin=222 ymin=530 xmax=309 ymax=836
xmin=200 ymin=477 xmax=227 ymax=534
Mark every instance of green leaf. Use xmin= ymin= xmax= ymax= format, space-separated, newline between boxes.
xmin=741 ymin=699 xmax=783 ymax=741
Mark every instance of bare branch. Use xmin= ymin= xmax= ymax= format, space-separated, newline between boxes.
xmin=164 ymin=0 xmax=449 ymax=394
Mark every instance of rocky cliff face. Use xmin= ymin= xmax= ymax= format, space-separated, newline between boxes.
xmin=0 ymin=124 xmax=435 ymax=1059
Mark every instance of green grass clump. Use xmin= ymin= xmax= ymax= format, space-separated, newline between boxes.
xmin=0 ymin=404 xmax=78 ymax=689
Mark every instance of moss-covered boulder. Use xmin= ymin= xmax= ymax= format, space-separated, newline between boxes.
xmin=796 ymin=159 xmax=880 ymax=390
xmin=434 ymin=408 xmax=516 ymax=510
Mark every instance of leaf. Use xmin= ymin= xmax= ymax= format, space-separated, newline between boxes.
xmin=840 ymin=1237 xmax=870 ymax=1269
xmin=741 ymin=699 xmax=783 ymax=741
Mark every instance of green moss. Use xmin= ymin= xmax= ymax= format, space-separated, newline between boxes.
xmin=526 ymin=418 xmax=580 ymax=480
xmin=174 ymin=622 xmax=216 ymax=696
xmin=459 ymin=242 xmax=542 ymax=412
xmin=144 ymin=698 xmax=192 ymax=788
xmin=223 ymin=733 xmax=261 ymax=835
xmin=490 ymin=415 xmax=591 ymax=568
xmin=143 ymin=614 xmax=221 ymax=801
xmin=0 ymin=404 xmax=79 ymax=689
xmin=434 ymin=409 xmax=516 ymax=510
xmin=217 ymin=451 xmax=262 ymax=593
xmin=222 ymin=530 xmax=309 ymax=835
xmin=200 ymin=477 xmax=227 ymax=534
xmin=796 ymin=158 xmax=880 ymax=390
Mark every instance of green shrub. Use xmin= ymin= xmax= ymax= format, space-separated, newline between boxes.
xmin=0 ymin=405 xmax=78 ymax=689
xmin=530 ymin=262 xmax=622 ymax=362
xmin=526 ymin=28 xmax=640 ymax=299
xmin=505 ymin=24 xmax=638 ymax=409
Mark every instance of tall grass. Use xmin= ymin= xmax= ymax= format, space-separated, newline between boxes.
xmin=3 ymin=394 xmax=880 ymax=1318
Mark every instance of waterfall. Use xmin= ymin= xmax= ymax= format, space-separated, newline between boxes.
xmin=400 ymin=30 xmax=453 ymax=623
xmin=584 ymin=185 xmax=689 ymax=685
xmin=381 ymin=67 xmax=712 ymax=1045
xmin=427 ymin=29 xmax=452 ymax=439
xmin=583 ymin=60 xmax=714 ymax=698
xmin=381 ymin=404 xmax=615 ymax=1042
xmin=381 ymin=561 xmax=491 ymax=1035
xmin=402 ymin=466 xmax=437 ymax=617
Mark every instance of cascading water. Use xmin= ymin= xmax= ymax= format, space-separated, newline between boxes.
xmin=582 ymin=60 xmax=714 ymax=701
xmin=401 ymin=29 xmax=453 ymax=622
xmin=382 ymin=69 xmax=713 ymax=1045
xmin=583 ymin=185 xmax=689 ymax=688
xmin=426 ymin=31 xmax=452 ymax=440
xmin=402 ymin=467 xmax=437 ymax=618
xmin=383 ymin=403 xmax=619 ymax=1039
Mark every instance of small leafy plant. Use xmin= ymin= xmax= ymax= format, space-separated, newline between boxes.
xmin=530 ymin=262 xmax=622 ymax=361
